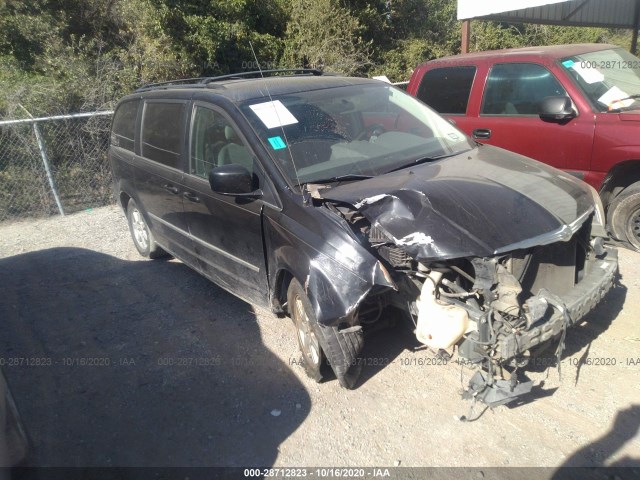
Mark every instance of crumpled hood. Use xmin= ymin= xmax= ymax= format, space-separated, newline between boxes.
xmin=318 ymin=145 xmax=595 ymax=261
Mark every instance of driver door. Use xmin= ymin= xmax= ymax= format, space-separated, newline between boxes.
xmin=181 ymin=103 xmax=269 ymax=304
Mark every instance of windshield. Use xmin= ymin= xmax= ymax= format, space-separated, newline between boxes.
xmin=239 ymin=83 xmax=473 ymax=186
xmin=560 ymin=48 xmax=640 ymax=112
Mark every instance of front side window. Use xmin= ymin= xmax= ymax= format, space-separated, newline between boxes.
xmin=190 ymin=105 xmax=254 ymax=179
xmin=416 ymin=66 xmax=476 ymax=114
xmin=240 ymin=83 xmax=474 ymax=187
xmin=141 ymin=102 xmax=186 ymax=168
xmin=560 ymin=48 xmax=640 ymax=112
xmin=481 ymin=63 xmax=566 ymax=116
xmin=111 ymin=100 xmax=139 ymax=151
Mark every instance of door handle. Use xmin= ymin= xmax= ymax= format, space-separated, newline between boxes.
xmin=162 ymin=184 xmax=180 ymax=195
xmin=472 ymin=128 xmax=491 ymax=140
xmin=183 ymin=191 xmax=200 ymax=203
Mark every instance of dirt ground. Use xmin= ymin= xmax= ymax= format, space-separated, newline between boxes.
xmin=0 ymin=205 xmax=638 ymax=473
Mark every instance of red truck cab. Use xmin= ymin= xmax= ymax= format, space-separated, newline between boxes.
xmin=408 ymin=44 xmax=640 ymax=250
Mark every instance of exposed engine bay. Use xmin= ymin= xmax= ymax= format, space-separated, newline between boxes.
xmin=324 ymin=199 xmax=618 ymax=408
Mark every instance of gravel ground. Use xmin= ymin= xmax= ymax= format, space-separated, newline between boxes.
xmin=0 ymin=205 xmax=639 ymax=472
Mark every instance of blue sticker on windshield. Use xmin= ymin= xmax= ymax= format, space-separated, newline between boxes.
xmin=562 ymin=60 xmax=575 ymax=68
xmin=268 ymin=136 xmax=286 ymax=150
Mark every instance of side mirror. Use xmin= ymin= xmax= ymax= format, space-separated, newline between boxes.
xmin=539 ymin=96 xmax=576 ymax=122
xmin=208 ymin=164 xmax=261 ymax=197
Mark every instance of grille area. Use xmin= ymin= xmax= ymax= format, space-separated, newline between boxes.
xmin=377 ymin=245 xmax=412 ymax=268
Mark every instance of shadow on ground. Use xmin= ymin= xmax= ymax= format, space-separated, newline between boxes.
xmin=0 ymin=248 xmax=310 ymax=467
xmin=553 ymin=404 xmax=640 ymax=477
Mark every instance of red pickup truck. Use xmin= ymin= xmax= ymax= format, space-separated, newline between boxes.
xmin=407 ymin=44 xmax=640 ymax=250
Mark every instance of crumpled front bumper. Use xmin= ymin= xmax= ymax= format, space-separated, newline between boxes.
xmin=498 ymin=247 xmax=618 ymax=359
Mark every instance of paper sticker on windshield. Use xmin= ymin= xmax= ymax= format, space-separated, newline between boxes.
xmin=598 ymin=86 xmax=634 ymax=110
xmin=249 ymin=100 xmax=298 ymax=129
xmin=562 ymin=60 xmax=575 ymax=68
xmin=571 ymin=63 xmax=604 ymax=84
xmin=268 ymin=135 xmax=287 ymax=150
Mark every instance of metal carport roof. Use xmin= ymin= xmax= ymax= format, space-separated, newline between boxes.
xmin=457 ymin=0 xmax=640 ymax=54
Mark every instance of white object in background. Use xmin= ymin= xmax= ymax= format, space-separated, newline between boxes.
xmin=571 ymin=63 xmax=605 ymax=84
xmin=373 ymin=75 xmax=392 ymax=84
xmin=457 ymin=0 xmax=568 ymax=20
xmin=598 ymin=86 xmax=635 ymax=109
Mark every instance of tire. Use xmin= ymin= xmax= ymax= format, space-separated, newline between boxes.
xmin=287 ymin=279 xmax=363 ymax=389
xmin=126 ymin=199 xmax=168 ymax=259
xmin=609 ymin=182 xmax=640 ymax=251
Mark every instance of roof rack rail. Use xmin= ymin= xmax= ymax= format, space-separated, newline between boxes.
xmin=135 ymin=77 xmax=208 ymax=92
xmin=135 ymin=69 xmax=324 ymax=92
xmin=201 ymin=69 xmax=323 ymax=84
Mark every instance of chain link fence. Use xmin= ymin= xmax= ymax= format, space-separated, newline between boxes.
xmin=0 ymin=111 xmax=114 ymax=222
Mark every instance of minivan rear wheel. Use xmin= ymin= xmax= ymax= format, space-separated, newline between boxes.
xmin=126 ymin=199 xmax=168 ymax=259
xmin=609 ymin=182 xmax=640 ymax=251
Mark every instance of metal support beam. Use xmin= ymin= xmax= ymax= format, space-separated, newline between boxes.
xmin=563 ymin=0 xmax=592 ymax=21
xmin=461 ymin=20 xmax=471 ymax=54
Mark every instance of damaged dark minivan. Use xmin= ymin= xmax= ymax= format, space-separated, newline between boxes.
xmin=109 ymin=70 xmax=618 ymax=406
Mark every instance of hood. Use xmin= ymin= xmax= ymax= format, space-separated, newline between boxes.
xmin=317 ymin=145 xmax=594 ymax=261
xmin=620 ymin=111 xmax=640 ymax=122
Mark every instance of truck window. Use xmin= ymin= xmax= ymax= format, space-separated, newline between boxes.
xmin=141 ymin=102 xmax=186 ymax=168
xmin=416 ymin=66 xmax=476 ymax=114
xmin=111 ymin=100 xmax=139 ymax=151
xmin=481 ymin=63 xmax=566 ymax=116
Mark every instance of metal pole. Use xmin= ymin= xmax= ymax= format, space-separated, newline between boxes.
xmin=0 ymin=111 xmax=113 ymax=127
xmin=32 ymin=123 xmax=64 ymax=216
xmin=461 ymin=20 xmax=471 ymax=54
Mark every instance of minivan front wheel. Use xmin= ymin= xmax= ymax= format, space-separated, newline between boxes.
xmin=609 ymin=182 xmax=640 ymax=251
xmin=126 ymin=199 xmax=168 ymax=259
xmin=287 ymin=279 xmax=363 ymax=389
xmin=288 ymin=279 xmax=324 ymax=383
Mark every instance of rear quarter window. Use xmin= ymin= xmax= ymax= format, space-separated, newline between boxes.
xmin=111 ymin=100 xmax=139 ymax=151
xmin=416 ymin=66 xmax=476 ymax=114
xmin=141 ymin=102 xmax=186 ymax=168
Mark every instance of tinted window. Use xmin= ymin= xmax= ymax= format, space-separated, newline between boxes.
xmin=190 ymin=106 xmax=254 ymax=179
xmin=141 ymin=102 xmax=186 ymax=168
xmin=416 ymin=66 xmax=476 ymax=114
xmin=111 ymin=100 xmax=139 ymax=151
xmin=482 ymin=63 xmax=566 ymax=115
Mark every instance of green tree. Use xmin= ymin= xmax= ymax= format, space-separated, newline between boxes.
xmin=284 ymin=0 xmax=372 ymax=75
xmin=149 ymin=0 xmax=287 ymax=75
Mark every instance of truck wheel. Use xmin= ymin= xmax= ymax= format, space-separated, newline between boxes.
xmin=287 ymin=279 xmax=363 ymax=389
xmin=609 ymin=182 xmax=640 ymax=251
xmin=126 ymin=199 xmax=168 ymax=259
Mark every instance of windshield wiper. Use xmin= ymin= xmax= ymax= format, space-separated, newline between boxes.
xmin=300 ymin=174 xmax=373 ymax=186
xmin=609 ymin=94 xmax=640 ymax=111
xmin=386 ymin=150 xmax=471 ymax=174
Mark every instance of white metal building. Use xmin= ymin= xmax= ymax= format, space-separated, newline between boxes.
xmin=457 ymin=0 xmax=640 ymax=54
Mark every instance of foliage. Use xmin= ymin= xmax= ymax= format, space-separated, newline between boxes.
xmin=0 ymin=0 xmax=635 ymax=115
xmin=284 ymin=0 xmax=372 ymax=75
xmin=469 ymin=22 xmax=612 ymax=52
